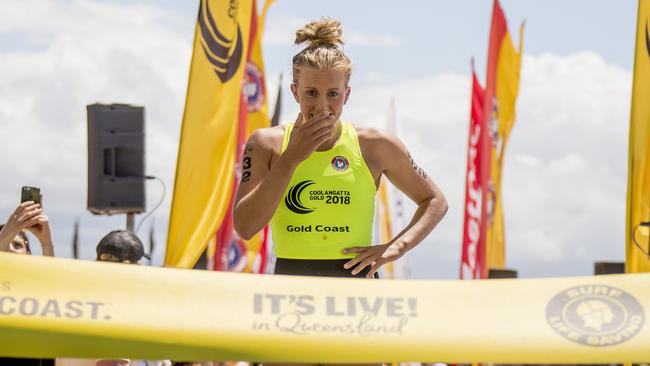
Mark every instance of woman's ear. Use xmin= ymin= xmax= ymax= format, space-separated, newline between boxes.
xmin=344 ymin=85 xmax=351 ymax=104
xmin=290 ymin=83 xmax=300 ymax=103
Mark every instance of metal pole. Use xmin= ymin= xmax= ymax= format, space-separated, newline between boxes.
xmin=126 ymin=213 xmax=135 ymax=232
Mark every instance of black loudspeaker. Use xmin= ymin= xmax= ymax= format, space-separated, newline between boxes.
xmin=488 ymin=268 xmax=518 ymax=279
xmin=87 ymin=103 xmax=145 ymax=215
xmin=594 ymin=261 xmax=625 ymax=275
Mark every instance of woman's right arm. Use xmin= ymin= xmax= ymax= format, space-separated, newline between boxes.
xmin=234 ymin=112 xmax=335 ymax=240
xmin=233 ymin=128 xmax=298 ymax=240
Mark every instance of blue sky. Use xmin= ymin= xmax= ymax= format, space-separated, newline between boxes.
xmin=117 ymin=0 xmax=638 ymax=76
xmin=0 ymin=0 xmax=642 ymax=279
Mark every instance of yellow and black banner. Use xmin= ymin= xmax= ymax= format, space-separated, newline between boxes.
xmin=0 ymin=253 xmax=649 ymax=362
xmin=626 ymin=0 xmax=650 ymax=273
xmin=165 ymin=0 xmax=253 ymax=268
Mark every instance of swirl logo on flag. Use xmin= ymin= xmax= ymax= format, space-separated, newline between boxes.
xmin=546 ymin=285 xmax=645 ymax=347
xmin=198 ymin=0 xmax=243 ymax=83
xmin=245 ymin=61 xmax=265 ymax=112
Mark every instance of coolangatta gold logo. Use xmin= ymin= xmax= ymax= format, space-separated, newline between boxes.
xmin=284 ymin=180 xmax=353 ymax=215
xmin=546 ymin=284 xmax=645 ymax=347
xmin=198 ymin=0 xmax=243 ymax=83
xmin=285 ymin=180 xmax=316 ymax=214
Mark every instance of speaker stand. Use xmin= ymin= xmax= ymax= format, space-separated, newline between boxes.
xmin=126 ymin=213 xmax=135 ymax=232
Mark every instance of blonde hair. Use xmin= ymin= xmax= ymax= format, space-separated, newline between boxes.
xmin=292 ymin=17 xmax=352 ymax=83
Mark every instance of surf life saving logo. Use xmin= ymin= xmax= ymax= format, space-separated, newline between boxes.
xmin=244 ymin=61 xmax=264 ymax=112
xmin=198 ymin=0 xmax=243 ymax=83
xmin=331 ymin=156 xmax=349 ymax=172
xmin=546 ymin=284 xmax=645 ymax=347
xmin=285 ymin=180 xmax=316 ymax=214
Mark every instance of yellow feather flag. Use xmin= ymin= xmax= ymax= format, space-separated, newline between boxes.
xmin=486 ymin=24 xmax=524 ymax=270
xmin=626 ymin=0 xmax=650 ymax=273
xmin=484 ymin=0 xmax=524 ymax=271
xmin=165 ymin=0 xmax=253 ymax=268
xmin=259 ymin=0 xmax=276 ymax=44
xmin=375 ymin=98 xmax=410 ymax=280
xmin=376 ymin=178 xmax=395 ymax=279
xmin=375 ymin=100 xmax=397 ymax=279
xmin=244 ymin=0 xmax=270 ymax=137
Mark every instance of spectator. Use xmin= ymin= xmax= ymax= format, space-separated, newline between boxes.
xmin=94 ymin=360 xmax=129 ymax=366
xmin=96 ymin=230 xmax=148 ymax=264
xmin=0 ymin=201 xmax=54 ymax=257
xmin=0 ymin=201 xmax=55 ymax=365
xmin=94 ymin=230 xmax=157 ymax=366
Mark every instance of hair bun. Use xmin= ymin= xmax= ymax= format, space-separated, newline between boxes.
xmin=295 ymin=17 xmax=343 ymax=48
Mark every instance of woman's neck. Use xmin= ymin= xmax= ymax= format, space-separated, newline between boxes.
xmin=315 ymin=120 xmax=343 ymax=152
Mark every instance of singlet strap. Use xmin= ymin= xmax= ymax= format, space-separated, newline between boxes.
xmin=280 ymin=124 xmax=294 ymax=153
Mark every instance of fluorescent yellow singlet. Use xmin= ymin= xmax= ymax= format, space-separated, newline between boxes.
xmin=270 ymin=121 xmax=376 ymax=259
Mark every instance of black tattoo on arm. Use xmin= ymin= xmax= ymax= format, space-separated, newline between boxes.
xmin=241 ymin=144 xmax=253 ymax=183
xmin=407 ymin=151 xmax=428 ymax=179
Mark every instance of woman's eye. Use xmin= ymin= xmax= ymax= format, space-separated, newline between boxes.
xmin=306 ymin=90 xmax=317 ymax=97
xmin=328 ymin=91 xmax=339 ymax=97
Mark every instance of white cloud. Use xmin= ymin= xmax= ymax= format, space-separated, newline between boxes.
xmin=346 ymin=32 xmax=401 ymax=47
xmin=0 ymin=1 xmax=632 ymax=279
xmin=0 ymin=0 xmax=193 ymax=261
xmin=262 ymin=16 xmax=306 ymax=46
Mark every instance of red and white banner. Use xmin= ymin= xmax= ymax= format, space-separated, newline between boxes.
xmin=460 ymin=68 xmax=487 ymax=280
xmin=213 ymin=91 xmax=250 ymax=272
xmin=212 ymin=0 xmax=270 ymax=273
xmin=460 ymin=0 xmax=522 ymax=279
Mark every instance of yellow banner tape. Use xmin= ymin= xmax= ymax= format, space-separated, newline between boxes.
xmin=0 ymin=253 xmax=648 ymax=363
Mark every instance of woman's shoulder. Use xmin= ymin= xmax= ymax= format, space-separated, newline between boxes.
xmin=247 ymin=125 xmax=289 ymax=155
xmin=248 ymin=125 xmax=285 ymax=145
xmin=354 ymin=125 xmax=409 ymax=164
xmin=354 ymin=125 xmax=400 ymax=147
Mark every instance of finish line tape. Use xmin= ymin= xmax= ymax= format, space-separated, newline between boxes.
xmin=0 ymin=253 xmax=648 ymax=362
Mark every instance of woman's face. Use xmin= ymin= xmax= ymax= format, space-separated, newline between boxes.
xmin=291 ymin=67 xmax=350 ymax=125
xmin=8 ymin=235 xmax=30 ymax=255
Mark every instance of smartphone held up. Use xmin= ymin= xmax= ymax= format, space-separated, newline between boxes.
xmin=21 ymin=186 xmax=41 ymax=205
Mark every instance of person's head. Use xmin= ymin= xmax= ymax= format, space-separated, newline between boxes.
xmin=0 ymin=224 xmax=31 ymax=255
xmin=95 ymin=359 xmax=130 ymax=366
xmin=96 ymin=230 xmax=145 ymax=264
xmin=290 ymin=17 xmax=352 ymax=125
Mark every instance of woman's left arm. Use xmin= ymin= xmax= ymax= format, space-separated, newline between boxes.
xmin=343 ymin=130 xmax=448 ymax=277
